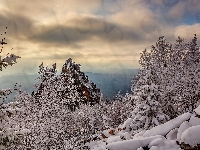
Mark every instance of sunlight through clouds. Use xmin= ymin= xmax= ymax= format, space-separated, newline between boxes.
xmin=0 ymin=0 xmax=200 ymax=74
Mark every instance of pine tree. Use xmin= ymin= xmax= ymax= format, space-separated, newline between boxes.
xmin=129 ymin=35 xmax=200 ymax=135
xmin=61 ymin=58 xmax=101 ymax=106
xmin=175 ymin=35 xmax=200 ymax=113
xmin=33 ymin=58 xmax=101 ymax=111
xmin=130 ymin=66 xmax=169 ymax=134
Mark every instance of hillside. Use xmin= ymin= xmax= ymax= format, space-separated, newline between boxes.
xmin=87 ymin=106 xmax=200 ymax=150
xmin=1 ymin=35 xmax=200 ymax=149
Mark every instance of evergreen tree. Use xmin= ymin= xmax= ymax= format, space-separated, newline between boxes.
xmin=129 ymin=35 xmax=200 ymax=134
xmin=33 ymin=58 xmax=101 ymax=111
xmin=130 ymin=67 xmax=169 ymax=133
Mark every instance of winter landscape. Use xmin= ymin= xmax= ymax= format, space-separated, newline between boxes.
xmin=1 ymin=1 xmax=200 ymax=150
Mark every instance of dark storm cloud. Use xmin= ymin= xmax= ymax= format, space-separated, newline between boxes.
xmin=26 ymin=16 xmax=146 ymax=49
xmin=0 ymin=12 xmax=33 ymax=38
xmin=0 ymin=4 xmax=169 ymax=52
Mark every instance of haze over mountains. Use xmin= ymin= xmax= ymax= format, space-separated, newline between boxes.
xmin=85 ymin=69 xmax=138 ymax=98
xmin=0 ymin=69 xmax=138 ymax=102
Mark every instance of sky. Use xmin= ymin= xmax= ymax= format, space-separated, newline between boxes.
xmin=0 ymin=0 xmax=200 ymax=75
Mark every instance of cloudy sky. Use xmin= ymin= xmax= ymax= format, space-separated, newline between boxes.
xmin=0 ymin=0 xmax=200 ymax=75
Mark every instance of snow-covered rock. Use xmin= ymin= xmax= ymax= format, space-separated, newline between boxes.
xmin=87 ymin=108 xmax=200 ymax=150
xmin=106 ymin=136 xmax=122 ymax=143
xmin=148 ymin=138 xmax=165 ymax=148
xmin=137 ymin=147 xmax=144 ymax=150
xmin=189 ymin=115 xmax=200 ymax=126
xmin=119 ymin=132 xmax=131 ymax=140
xmin=106 ymin=135 xmax=164 ymax=150
xmin=148 ymin=138 xmax=180 ymax=150
xmin=142 ymin=112 xmax=191 ymax=137
xmin=149 ymin=146 xmax=159 ymax=150
xmin=133 ymin=130 xmax=146 ymax=138
xmin=102 ymin=128 xmax=115 ymax=138
xmin=177 ymin=121 xmax=192 ymax=141
xmin=166 ymin=128 xmax=178 ymax=140
xmin=181 ymin=125 xmax=200 ymax=146
xmin=194 ymin=105 xmax=200 ymax=116
xmin=87 ymin=140 xmax=107 ymax=150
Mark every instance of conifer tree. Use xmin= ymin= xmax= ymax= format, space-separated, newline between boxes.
xmin=129 ymin=35 xmax=200 ymax=134
xmin=130 ymin=66 xmax=169 ymax=133
xmin=33 ymin=58 xmax=101 ymax=111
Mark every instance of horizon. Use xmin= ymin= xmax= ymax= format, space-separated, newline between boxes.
xmin=0 ymin=67 xmax=139 ymax=76
xmin=0 ymin=70 xmax=138 ymax=101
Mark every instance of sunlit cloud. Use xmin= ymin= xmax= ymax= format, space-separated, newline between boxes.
xmin=0 ymin=0 xmax=200 ymax=74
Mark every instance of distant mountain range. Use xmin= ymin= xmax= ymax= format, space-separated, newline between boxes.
xmin=85 ymin=69 xmax=138 ymax=98
xmin=0 ymin=69 xmax=138 ymax=102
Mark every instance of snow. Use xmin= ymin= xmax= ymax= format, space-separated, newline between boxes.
xmin=189 ymin=115 xmax=200 ymax=126
xmin=102 ymin=129 xmax=115 ymax=138
xmin=133 ymin=130 xmax=146 ymax=138
xmin=177 ymin=121 xmax=192 ymax=141
xmin=181 ymin=125 xmax=200 ymax=146
xmin=15 ymin=129 xmax=31 ymax=135
xmin=149 ymin=146 xmax=159 ymax=150
xmin=106 ymin=136 xmax=122 ymax=143
xmin=95 ymin=111 xmax=196 ymax=150
xmin=119 ymin=132 xmax=131 ymax=140
xmin=194 ymin=105 xmax=200 ymax=115
xmin=87 ymin=140 xmax=107 ymax=150
xmin=121 ymin=118 xmax=132 ymax=131
xmin=142 ymin=112 xmax=191 ymax=137
xmin=92 ymin=111 xmax=198 ymax=150
xmin=106 ymin=135 xmax=164 ymax=150
xmin=2 ymin=54 xmax=20 ymax=65
xmin=148 ymin=138 xmax=180 ymax=150
xmin=148 ymin=138 xmax=164 ymax=147
xmin=166 ymin=128 xmax=178 ymax=140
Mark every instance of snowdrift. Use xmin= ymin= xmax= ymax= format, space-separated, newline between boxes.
xmin=88 ymin=105 xmax=200 ymax=150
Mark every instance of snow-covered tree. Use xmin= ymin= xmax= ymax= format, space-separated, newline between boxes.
xmin=0 ymin=100 xmax=30 ymax=150
xmin=4 ymin=59 xmax=103 ymax=149
xmin=113 ymin=91 xmax=123 ymax=101
xmin=130 ymin=67 xmax=169 ymax=133
xmin=0 ymin=27 xmax=28 ymax=150
xmin=129 ymin=35 xmax=200 ymax=134
xmin=33 ymin=58 xmax=101 ymax=111
xmin=0 ymin=27 xmax=20 ymax=71
xmin=7 ymin=82 xmax=76 ymax=149
xmin=175 ymin=35 xmax=200 ymax=113
xmin=61 ymin=58 xmax=101 ymax=106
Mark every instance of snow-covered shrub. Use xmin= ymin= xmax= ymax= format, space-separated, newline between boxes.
xmin=0 ymin=88 xmax=30 ymax=149
xmin=0 ymin=27 xmax=25 ymax=149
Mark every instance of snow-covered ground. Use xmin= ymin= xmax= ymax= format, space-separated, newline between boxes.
xmin=87 ymin=105 xmax=200 ymax=150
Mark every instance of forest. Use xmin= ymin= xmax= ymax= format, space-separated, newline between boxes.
xmin=0 ymin=28 xmax=200 ymax=149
